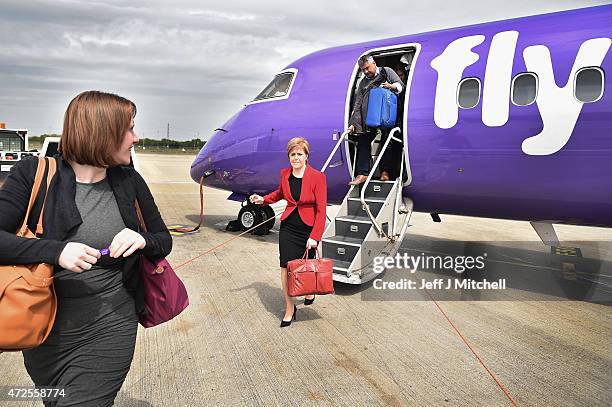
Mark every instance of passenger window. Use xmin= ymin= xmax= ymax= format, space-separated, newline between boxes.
xmin=575 ymin=67 xmax=604 ymax=103
xmin=253 ymin=72 xmax=295 ymax=101
xmin=457 ymin=78 xmax=480 ymax=109
xmin=512 ymin=73 xmax=538 ymax=106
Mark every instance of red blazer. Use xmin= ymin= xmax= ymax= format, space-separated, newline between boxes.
xmin=263 ymin=165 xmax=327 ymax=241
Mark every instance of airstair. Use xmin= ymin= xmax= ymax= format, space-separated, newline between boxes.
xmin=320 ymin=127 xmax=413 ymax=284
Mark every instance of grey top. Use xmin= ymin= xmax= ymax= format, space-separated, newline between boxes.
xmin=53 ymin=177 xmax=127 ymax=299
xmin=349 ymin=66 xmax=403 ymax=134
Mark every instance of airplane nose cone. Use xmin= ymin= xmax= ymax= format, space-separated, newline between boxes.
xmin=190 ymin=128 xmax=228 ymax=184
xmin=190 ymin=149 xmax=213 ymax=182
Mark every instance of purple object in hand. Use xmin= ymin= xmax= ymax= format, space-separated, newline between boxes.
xmin=99 ymin=248 xmax=110 ymax=256
xmin=138 ymin=257 xmax=189 ymax=328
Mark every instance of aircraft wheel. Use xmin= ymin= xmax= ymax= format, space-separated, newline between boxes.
xmin=238 ymin=206 xmax=263 ymax=231
xmin=253 ymin=206 xmax=274 ymax=235
xmin=262 ymin=206 xmax=276 ymax=231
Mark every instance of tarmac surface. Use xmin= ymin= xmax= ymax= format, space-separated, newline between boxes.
xmin=1 ymin=154 xmax=611 ymax=406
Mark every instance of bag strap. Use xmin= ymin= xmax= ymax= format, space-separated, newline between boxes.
xmin=35 ymin=157 xmax=56 ymax=236
xmin=300 ymin=245 xmax=321 ymax=260
xmin=18 ymin=157 xmax=47 ymax=237
xmin=135 ymin=199 xmax=148 ymax=233
xmin=380 ymin=66 xmax=389 ymax=82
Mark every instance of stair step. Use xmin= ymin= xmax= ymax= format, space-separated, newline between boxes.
xmin=322 ymin=235 xmax=363 ymax=246
xmin=332 ymin=259 xmax=352 ymax=277
xmin=332 ymin=259 xmax=351 ymax=272
xmin=347 ymin=197 xmax=385 ymax=218
xmin=335 ymin=217 xmax=371 ymax=240
xmin=362 ymin=180 xmax=394 ymax=199
xmin=322 ymin=236 xmax=361 ymax=264
xmin=348 ymin=197 xmax=386 ymax=203
xmin=336 ymin=215 xmax=371 ymax=224
xmin=369 ymin=180 xmax=396 ymax=184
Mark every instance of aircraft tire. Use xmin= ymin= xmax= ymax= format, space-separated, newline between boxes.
xmin=253 ymin=206 xmax=274 ymax=235
xmin=238 ymin=206 xmax=263 ymax=232
xmin=262 ymin=206 xmax=276 ymax=231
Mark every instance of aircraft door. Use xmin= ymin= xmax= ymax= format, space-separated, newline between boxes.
xmin=344 ymin=45 xmax=418 ymax=185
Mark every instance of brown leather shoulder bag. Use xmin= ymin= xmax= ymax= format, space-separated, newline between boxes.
xmin=0 ymin=157 xmax=57 ymax=352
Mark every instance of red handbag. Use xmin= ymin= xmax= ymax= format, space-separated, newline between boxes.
xmin=286 ymin=248 xmax=334 ymax=297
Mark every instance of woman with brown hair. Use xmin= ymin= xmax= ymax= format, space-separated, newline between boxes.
xmin=0 ymin=90 xmax=171 ymax=405
xmin=250 ymin=137 xmax=327 ymax=327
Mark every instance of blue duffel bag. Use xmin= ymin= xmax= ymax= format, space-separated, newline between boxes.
xmin=365 ymin=87 xmax=397 ymax=128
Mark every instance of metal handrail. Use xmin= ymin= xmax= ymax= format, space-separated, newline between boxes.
xmin=359 ymin=127 xmax=402 ymax=239
xmin=320 ymin=130 xmax=350 ymax=222
xmin=350 ymin=138 xmax=358 ymax=179
xmin=392 ymin=143 xmax=407 ymax=238
xmin=320 ymin=130 xmax=349 ymax=173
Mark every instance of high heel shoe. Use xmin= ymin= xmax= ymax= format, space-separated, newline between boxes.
xmin=304 ymin=295 xmax=315 ymax=306
xmin=280 ymin=305 xmax=297 ymax=328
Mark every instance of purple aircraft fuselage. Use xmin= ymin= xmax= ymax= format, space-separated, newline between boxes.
xmin=191 ymin=5 xmax=612 ymax=227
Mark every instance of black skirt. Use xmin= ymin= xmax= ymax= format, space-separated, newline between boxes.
xmin=22 ymin=277 xmax=137 ymax=407
xmin=279 ymin=209 xmax=316 ymax=267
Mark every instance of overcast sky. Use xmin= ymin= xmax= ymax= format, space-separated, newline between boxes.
xmin=0 ymin=0 xmax=607 ymax=140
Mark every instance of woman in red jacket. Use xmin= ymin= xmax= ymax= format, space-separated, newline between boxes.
xmin=250 ymin=137 xmax=327 ymax=327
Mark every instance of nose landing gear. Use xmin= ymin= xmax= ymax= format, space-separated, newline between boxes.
xmin=232 ymin=200 xmax=275 ymax=235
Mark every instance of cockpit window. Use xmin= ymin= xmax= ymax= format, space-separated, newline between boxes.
xmin=253 ymin=72 xmax=295 ymax=101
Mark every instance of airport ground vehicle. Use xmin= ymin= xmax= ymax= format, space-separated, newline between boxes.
xmin=0 ymin=123 xmax=36 ymax=177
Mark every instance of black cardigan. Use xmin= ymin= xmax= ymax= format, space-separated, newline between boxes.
xmin=0 ymin=155 xmax=172 ymax=314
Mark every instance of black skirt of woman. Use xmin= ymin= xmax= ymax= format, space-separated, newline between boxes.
xmin=279 ymin=210 xmax=317 ymax=267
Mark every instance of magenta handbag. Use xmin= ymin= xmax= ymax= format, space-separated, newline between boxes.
xmin=135 ymin=200 xmax=189 ymax=328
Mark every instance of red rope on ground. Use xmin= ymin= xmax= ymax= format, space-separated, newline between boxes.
xmin=426 ymin=290 xmax=519 ymax=406
xmin=170 ymin=176 xmax=278 ymax=271
xmin=173 ymin=215 xmax=277 ymax=271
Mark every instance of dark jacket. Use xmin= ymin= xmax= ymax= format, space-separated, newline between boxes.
xmin=349 ymin=66 xmax=403 ymax=134
xmin=0 ymin=155 xmax=172 ymax=314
